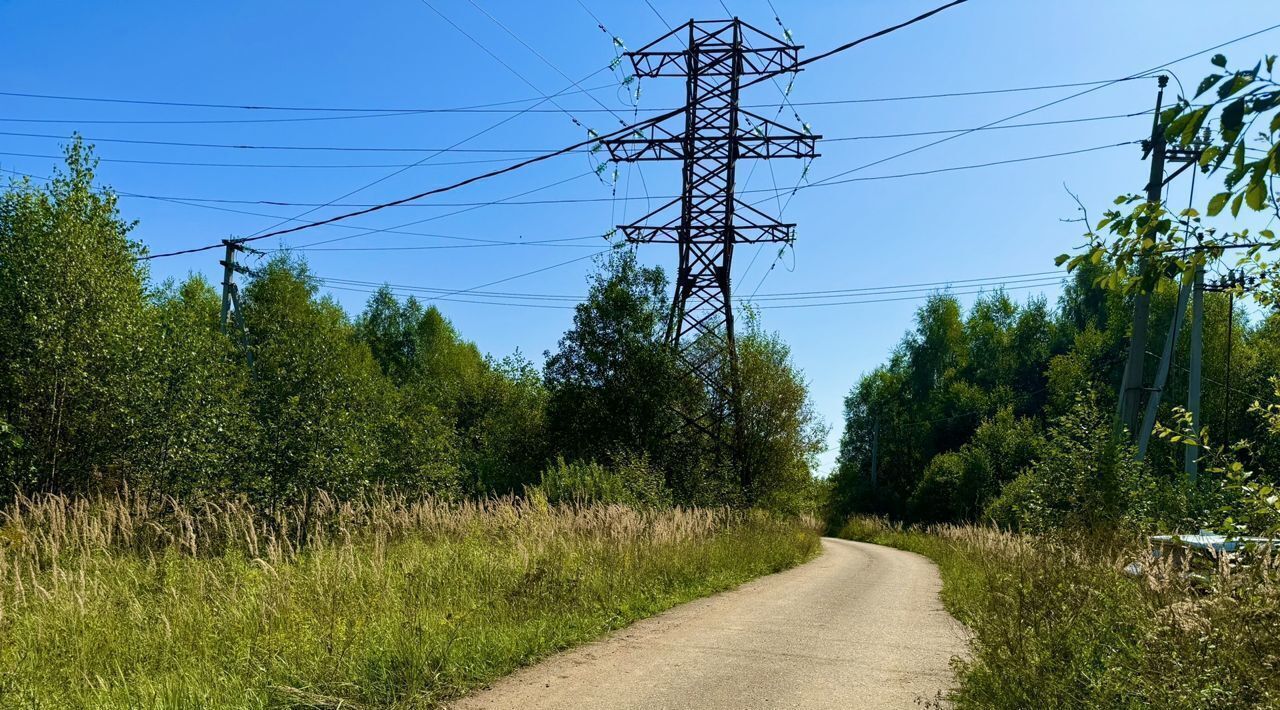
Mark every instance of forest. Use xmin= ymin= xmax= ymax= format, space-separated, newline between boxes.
xmin=829 ymin=258 xmax=1280 ymax=531
xmin=0 ymin=140 xmax=824 ymax=512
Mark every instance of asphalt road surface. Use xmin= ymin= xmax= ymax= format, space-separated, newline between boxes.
xmin=452 ymin=537 xmax=967 ymax=709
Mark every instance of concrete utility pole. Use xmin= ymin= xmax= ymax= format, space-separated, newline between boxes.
xmin=1136 ymin=272 xmax=1193 ymax=460
xmin=1185 ymin=264 xmax=1204 ymax=480
xmin=219 ymin=238 xmax=254 ymax=366
xmin=1117 ymin=76 xmax=1168 ymax=437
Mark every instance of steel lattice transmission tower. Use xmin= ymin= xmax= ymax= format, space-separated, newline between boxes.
xmin=603 ymin=19 xmax=818 ymax=449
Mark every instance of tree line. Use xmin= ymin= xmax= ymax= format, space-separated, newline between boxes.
xmin=0 ymin=141 xmax=825 ymax=511
xmin=832 ymin=52 xmax=1280 ymax=534
xmin=831 ymin=263 xmax=1279 ymax=530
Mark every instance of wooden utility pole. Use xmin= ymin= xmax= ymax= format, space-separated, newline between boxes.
xmin=1118 ymin=76 xmax=1168 ymax=437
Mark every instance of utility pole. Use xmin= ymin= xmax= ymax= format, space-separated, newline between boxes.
xmin=604 ymin=19 xmax=818 ymax=482
xmin=219 ymin=238 xmax=254 ymax=366
xmin=1136 ymin=271 xmax=1193 ymax=460
xmin=1118 ymin=76 xmax=1168 ymax=437
xmin=220 ymin=239 xmax=241 ymax=335
xmin=1185 ymin=264 xmax=1204 ymax=480
xmin=1204 ymin=270 xmax=1251 ymax=445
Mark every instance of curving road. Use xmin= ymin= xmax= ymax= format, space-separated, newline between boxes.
xmin=451 ymin=538 xmax=967 ymax=709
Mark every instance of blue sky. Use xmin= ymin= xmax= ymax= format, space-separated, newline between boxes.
xmin=2 ymin=1 xmax=1276 ymax=473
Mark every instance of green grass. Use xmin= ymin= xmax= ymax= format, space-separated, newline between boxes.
xmin=0 ymin=492 xmax=819 ymax=708
xmin=837 ymin=516 xmax=1280 ymax=709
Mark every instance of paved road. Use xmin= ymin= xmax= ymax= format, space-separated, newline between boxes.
xmin=452 ymin=538 xmax=967 ymax=709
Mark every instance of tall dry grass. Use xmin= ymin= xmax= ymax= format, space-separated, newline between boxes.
xmin=838 ymin=516 xmax=1280 ymax=709
xmin=0 ymin=490 xmax=818 ymax=708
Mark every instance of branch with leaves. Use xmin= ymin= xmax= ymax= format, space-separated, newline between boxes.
xmin=1059 ymin=53 xmax=1280 ymax=306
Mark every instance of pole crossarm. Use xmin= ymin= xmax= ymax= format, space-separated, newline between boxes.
xmin=625 ymin=19 xmax=802 ymax=77
xmin=604 ymin=112 xmax=819 ymax=162
xmin=617 ymin=197 xmax=796 ymax=244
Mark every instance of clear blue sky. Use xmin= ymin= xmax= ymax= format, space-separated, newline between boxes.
xmin=2 ymin=1 xmax=1276 ymax=473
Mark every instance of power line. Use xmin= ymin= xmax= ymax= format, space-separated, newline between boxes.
xmin=798 ymin=140 xmax=1136 ymax=189
xmin=0 ymin=84 xmax=620 ymax=114
xmin=212 ymin=100 xmax=649 ymax=257
xmin=307 ymin=268 xmax=1069 ymax=308
xmin=286 ymin=170 xmax=599 ymax=249
xmin=322 ymin=284 xmax=578 ymax=310
xmin=749 ymin=273 xmax=1064 ymax=301
xmin=0 ymin=166 xmax=612 ymax=251
xmin=106 ymin=5 xmax=1141 ymax=259
xmin=0 ymin=110 xmax=503 ymax=126
xmin=642 ymin=0 xmax=673 ymax=31
xmin=749 ymin=279 xmax=1064 ymax=309
xmin=0 ymin=108 xmax=1146 ymax=159
xmin=0 ymin=79 xmax=1163 ymax=119
xmin=464 ymin=0 xmax=630 ymax=128
xmin=740 ymin=0 xmax=971 ymax=94
xmin=0 ymin=150 xmax=533 ymax=170
xmin=796 ymin=20 xmax=1280 ymax=192
xmin=4 ymin=140 xmax=1128 ymax=223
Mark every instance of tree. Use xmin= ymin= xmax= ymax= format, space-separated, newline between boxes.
xmin=353 ymin=288 xmax=545 ymax=496
xmin=133 ymin=276 xmax=257 ymax=495
xmin=543 ymin=249 xmax=686 ymax=482
xmin=734 ymin=317 xmax=827 ymax=511
xmin=241 ymin=256 xmax=393 ymax=502
xmin=986 ymin=395 xmax=1158 ymax=533
xmin=0 ymin=140 xmax=150 ymax=492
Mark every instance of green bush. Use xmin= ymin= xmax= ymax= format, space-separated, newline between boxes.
xmin=985 ymin=395 xmax=1161 ymax=533
xmin=536 ymin=455 xmax=671 ymax=507
xmin=910 ymin=408 xmax=1042 ymax=522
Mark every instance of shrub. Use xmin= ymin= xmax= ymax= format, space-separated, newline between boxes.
xmin=985 ymin=395 xmax=1157 ymax=533
xmin=536 ymin=455 xmax=671 ymax=507
xmin=910 ymin=408 xmax=1042 ymax=522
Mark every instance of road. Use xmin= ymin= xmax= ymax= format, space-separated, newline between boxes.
xmin=451 ymin=537 xmax=967 ymax=709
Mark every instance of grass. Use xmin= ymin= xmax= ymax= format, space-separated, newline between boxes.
xmin=837 ymin=516 xmax=1280 ymax=709
xmin=0 ymin=490 xmax=819 ymax=708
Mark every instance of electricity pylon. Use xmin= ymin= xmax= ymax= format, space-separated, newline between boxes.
xmin=603 ymin=19 xmax=818 ymax=481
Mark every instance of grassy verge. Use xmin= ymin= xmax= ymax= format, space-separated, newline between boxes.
xmin=836 ymin=516 xmax=1280 ymax=709
xmin=0 ymin=491 xmax=818 ymax=708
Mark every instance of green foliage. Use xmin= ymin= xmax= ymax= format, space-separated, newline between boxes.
xmin=1061 ymin=54 xmax=1280 ymax=307
xmin=909 ymin=408 xmax=1042 ymax=522
xmin=831 ymin=290 xmax=1070 ymax=520
xmin=0 ymin=143 xmax=824 ymax=515
xmin=133 ymin=276 xmax=257 ymax=495
xmin=242 ymin=256 xmax=395 ymax=501
xmin=536 ymin=454 xmax=670 ymax=507
xmin=544 ymin=249 xmax=685 ymax=474
xmin=736 ymin=317 xmax=828 ymax=511
xmin=0 ymin=140 xmax=149 ymax=492
xmin=986 ymin=395 xmax=1161 ymax=533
